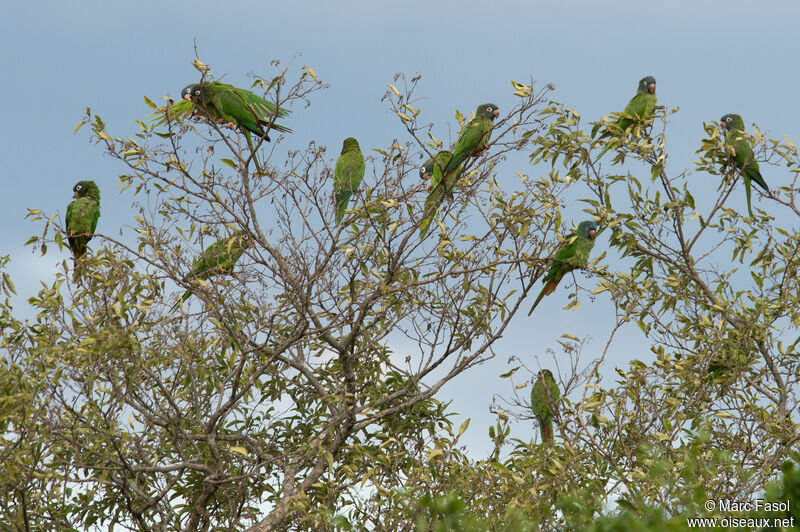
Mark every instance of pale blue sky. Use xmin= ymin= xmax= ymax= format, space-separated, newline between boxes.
xmin=2 ymin=0 xmax=799 ymax=456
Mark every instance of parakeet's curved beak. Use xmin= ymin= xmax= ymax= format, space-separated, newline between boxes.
xmin=720 ymin=121 xmax=727 ymax=130
xmin=589 ymin=229 xmax=596 ymax=239
xmin=648 ymin=82 xmax=655 ymax=93
xmin=493 ymin=109 xmax=500 ymax=118
xmin=73 ymin=191 xmax=78 ymax=198
xmin=183 ymin=93 xmax=192 ymax=102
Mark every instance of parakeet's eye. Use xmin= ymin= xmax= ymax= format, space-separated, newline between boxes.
xmin=76 ymin=185 xmax=82 ymax=190
xmin=726 ymin=117 xmax=732 ymax=122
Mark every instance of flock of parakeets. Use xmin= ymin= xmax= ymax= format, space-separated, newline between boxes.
xmin=62 ymin=74 xmax=773 ymax=442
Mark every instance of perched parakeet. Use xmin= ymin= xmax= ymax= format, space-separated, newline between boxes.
xmin=594 ymin=76 xmax=657 ymax=161
xmin=172 ymin=231 xmax=252 ymax=311
xmin=528 ymin=220 xmax=598 ymax=316
xmin=154 ymin=81 xmax=291 ymax=146
xmin=66 ymin=180 xmax=101 ymax=260
xmin=441 ymin=103 xmax=500 ymax=176
xmin=720 ymin=113 xmax=770 ymax=218
xmin=333 ymin=138 xmax=366 ymax=224
xmin=419 ymin=150 xmax=462 ymax=239
xmin=531 ymin=369 xmax=560 ymax=444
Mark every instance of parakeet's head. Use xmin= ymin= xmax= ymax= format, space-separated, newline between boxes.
xmin=419 ymin=158 xmax=434 ymax=180
xmin=720 ymin=114 xmax=744 ymax=131
xmin=577 ymin=220 xmax=598 ymax=240
xmin=538 ymin=369 xmax=554 ymax=381
xmin=341 ymin=137 xmax=360 ymax=154
xmin=181 ymin=84 xmax=204 ymax=103
xmin=638 ymin=76 xmax=656 ymax=94
xmin=72 ymin=180 xmax=100 ymax=202
xmin=476 ymin=103 xmax=500 ymax=121
xmin=231 ymin=230 xmax=253 ymax=249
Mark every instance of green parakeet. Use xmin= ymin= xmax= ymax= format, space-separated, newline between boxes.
xmin=528 ymin=220 xmax=598 ymax=316
xmin=594 ymin=76 xmax=657 ymax=161
xmin=441 ymin=103 xmax=500 ymax=176
xmin=720 ymin=113 xmax=770 ymax=218
xmin=172 ymin=231 xmax=252 ymax=311
xmin=530 ymin=369 xmax=560 ymax=444
xmin=154 ymin=81 xmax=291 ymax=145
xmin=333 ymin=138 xmax=366 ymax=224
xmin=419 ymin=150 xmax=462 ymax=239
xmin=66 ymin=180 xmax=101 ymax=260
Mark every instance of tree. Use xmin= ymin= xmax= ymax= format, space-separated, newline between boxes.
xmin=2 ymin=59 xmax=799 ymax=531
xmin=1 ymin=63 xmax=565 ymax=531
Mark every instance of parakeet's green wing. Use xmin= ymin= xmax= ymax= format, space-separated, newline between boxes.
xmin=444 ymin=121 xmax=483 ymax=173
xmin=730 ymin=136 xmax=769 ymax=193
xmin=440 ymin=104 xmax=498 ymax=176
xmin=89 ymin=203 xmax=100 ymax=234
xmin=620 ymin=91 xmax=657 ymax=129
xmin=334 ymin=139 xmax=366 ymax=224
xmin=212 ymin=90 xmax=265 ymax=137
xmin=233 ymin=85 xmax=292 ymax=123
xmin=209 ymin=82 xmax=291 ymax=135
xmin=208 ymin=82 xmax=289 ymax=119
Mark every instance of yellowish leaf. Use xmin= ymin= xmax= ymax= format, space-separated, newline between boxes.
xmin=230 ymin=446 xmax=248 ymax=456
xmin=191 ymin=58 xmax=210 ymax=72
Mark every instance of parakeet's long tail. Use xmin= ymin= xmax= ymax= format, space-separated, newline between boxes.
xmin=744 ymin=176 xmax=756 ymax=219
xmin=419 ymin=178 xmax=455 ymax=240
xmin=748 ymin=168 xmax=769 ymax=193
xmin=261 ymin=120 xmax=291 ymax=135
xmin=419 ymin=209 xmax=437 ymax=240
xmin=335 ymin=192 xmax=353 ymax=225
xmin=170 ymin=290 xmax=192 ymax=313
xmin=71 ymin=257 xmax=85 ymax=284
xmin=594 ymin=141 xmax=612 ymax=164
xmin=527 ymin=280 xmax=557 ymax=316
xmin=540 ymin=420 xmax=553 ymax=443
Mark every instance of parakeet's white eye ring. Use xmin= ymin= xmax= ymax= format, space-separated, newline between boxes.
xmin=726 ymin=117 xmax=732 ymax=122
